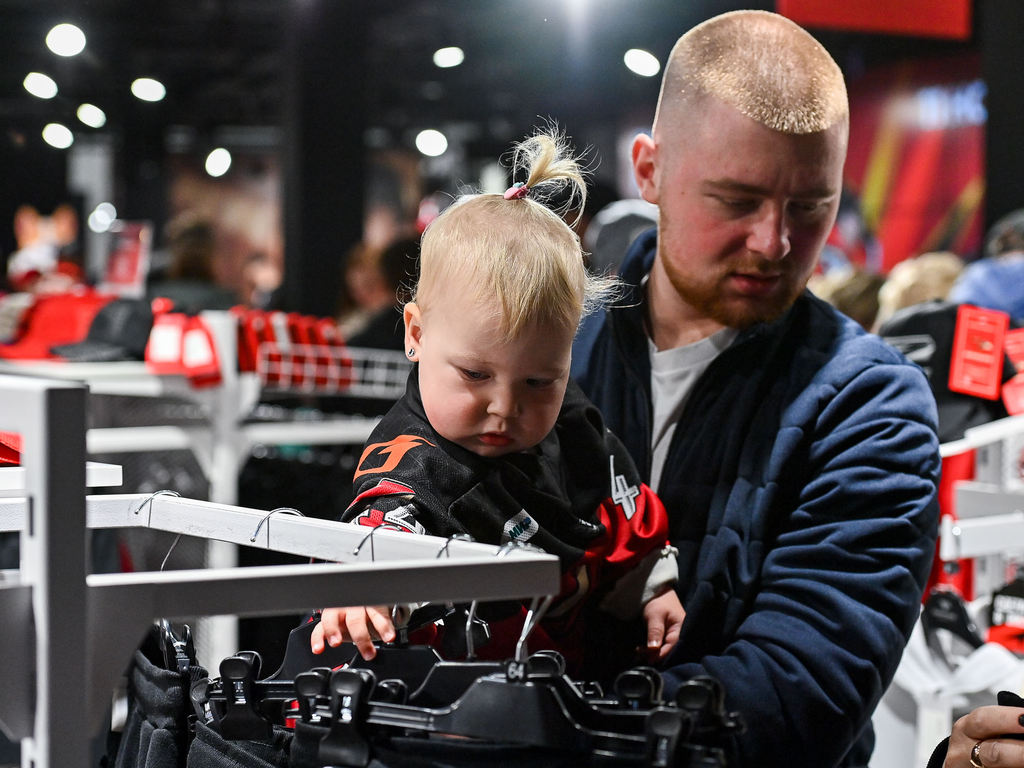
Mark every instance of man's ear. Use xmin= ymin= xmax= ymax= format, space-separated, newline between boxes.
xmin=632 ymin=133 xmax=660 ymax=206
xmin=404 ymin=302 xmax=423 ymax=359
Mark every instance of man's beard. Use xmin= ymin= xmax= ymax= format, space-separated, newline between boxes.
xmin=663 ymin=257 xmax=809 ymax=329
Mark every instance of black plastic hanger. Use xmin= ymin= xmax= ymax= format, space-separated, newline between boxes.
xmin=921 ymin=587 xmax=984 ymax=666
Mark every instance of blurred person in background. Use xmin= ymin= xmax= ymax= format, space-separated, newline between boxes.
xmin=6 ymin=203 xmax=83 ymax=293
xmin=346 ymin=236 xmax=419 ymax=351
xmin=336 ymin=241 xmax=385 ymax=337
xmin=874 ymin=251 xmax=965 ymax=330
xmin=583 ymin=197 xmax=659 ymax=276
xmin=949 ymin=209 xmax=1024 ymax=320
xmin=811 ymin=269 xmax=885 ymax=331
xmin=148 ymin=214 xmax=238 ymax=313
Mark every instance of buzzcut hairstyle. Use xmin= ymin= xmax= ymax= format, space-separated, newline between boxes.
xmin=414 ymin=131 xmax=615 ymax=341
xmin=654 ymin=10 xmax=848 ymax=136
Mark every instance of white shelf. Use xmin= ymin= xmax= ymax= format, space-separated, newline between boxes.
xmin=0 ymin=462 xmax=122 ymax=491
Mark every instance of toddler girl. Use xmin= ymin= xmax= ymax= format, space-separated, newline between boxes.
xmin=312 ymin=131 xmax=684 ymax=679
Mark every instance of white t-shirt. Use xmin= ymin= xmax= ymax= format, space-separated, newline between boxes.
xmin=648 ymin=328 xmax=738 ymax=492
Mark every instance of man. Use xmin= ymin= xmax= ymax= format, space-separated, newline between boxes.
xmin=573 ymin=11 xmax=940 ymax=767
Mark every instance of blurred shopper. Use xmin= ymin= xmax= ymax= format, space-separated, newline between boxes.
xmin=874 ymin=251 xmax=965 ymax=330
xmin=148 ymin=214 xmax=238 ymax=313
xmin=949 ymin=209 xmax=1024 ymax=320
xmin=583 ymin=198 xmax=659 ymax=276
xmin=6 ymin=204 xmax=83 ymax=293
xmin=811 ymin=269 xmax=885 ymax=331
xmin=346 ymin=237 xmax=419 ymax=351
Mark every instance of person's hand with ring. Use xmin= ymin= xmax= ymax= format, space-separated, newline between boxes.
xmin=944 ymin=706 xmax=1024 ymax=767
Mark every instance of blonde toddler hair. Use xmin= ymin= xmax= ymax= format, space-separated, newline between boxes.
xmin=654 ymin=10 xmax=848 ymax=137
xmin=414 ymin=131 xmax=615 ymax=341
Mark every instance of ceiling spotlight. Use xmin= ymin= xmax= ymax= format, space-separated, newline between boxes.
xmin=624 ymin=49 xmax=661 ymax=78
xmin=46 ymin=23 xmax=86 ymax=57
xmin=433 ymin=46 xmax=465 ymax=68
xmin=77 ymin=103 xmax=107 ymax=128
xmin=131 ymin=78 xmax=166 ymax=102
xmin=87 ymin=202 xmax=117 ymax=233
xmin=23 ymin=72 xmax=58 ymax=99
xmin=205 ymin=148 xmax=232 ymax=177
xmin=415 ymin=129 xmax=448 ymax=157
xmin=42 ymin=123 xmax=73 ymax=149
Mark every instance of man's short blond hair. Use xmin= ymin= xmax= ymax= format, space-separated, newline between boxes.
xmin=654 ymin=10 xmax=848 ymax=136
xmin=415 ymin=132 xmax=614 ymax=341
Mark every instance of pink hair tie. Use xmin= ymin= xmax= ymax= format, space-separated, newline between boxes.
xmin=503 ymin=182 xmax=530 ymax=200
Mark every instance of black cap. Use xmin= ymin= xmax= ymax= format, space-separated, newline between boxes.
xmin=51 ymin=298 xmax=154 ymax=362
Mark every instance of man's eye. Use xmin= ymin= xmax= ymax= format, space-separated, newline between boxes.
xmin=717 ymin=197 xmax=756 ymax=210
xmin=790 ymin=201 xmax=823 ymax=214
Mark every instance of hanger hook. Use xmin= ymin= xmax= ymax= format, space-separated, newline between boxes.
xmin=515 ymin=594 xmax=555 ymax=663
xmin=464 ymin=600 xmax=480 ymax=660
xmin=351 ymin=522 xmax=405 ymax=561
xmin=131 ymin=489 xmax=181 ymax=527
xmin=250 ymin=507 xmax=304 ymax=544
xmin=435 ymin=532 xmax=475 ymax=558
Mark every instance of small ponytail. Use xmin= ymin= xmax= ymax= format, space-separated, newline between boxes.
xmin=508 ymin=130 xmax=588 ymax=227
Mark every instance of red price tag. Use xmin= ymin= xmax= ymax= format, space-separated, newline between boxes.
xmin=949 ymin=305 xmax=1009 ymax=400
xmin=1005 ymin=328 xmax=1024 ymax=373
xmin=1004 ymin=373 xmax=1024 ymax=416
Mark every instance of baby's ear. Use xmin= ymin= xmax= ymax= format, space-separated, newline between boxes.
xmin=403 ymin=302 xmax=423 ymax=354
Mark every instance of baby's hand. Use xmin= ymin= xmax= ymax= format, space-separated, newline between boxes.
xmin=311 ymin=605 xmax=396 ymax=661
xmin=642 ymin=589 xmax=685 ymax=663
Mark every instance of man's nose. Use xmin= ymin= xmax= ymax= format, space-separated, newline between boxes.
xmin=747 ymin=205 xmax=790 ymax=262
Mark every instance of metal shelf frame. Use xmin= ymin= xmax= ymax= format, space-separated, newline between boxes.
xmin=939 ymin=413 xmax=1024 ymax=602
xmin=0 ymin=372 xmax=560 ymax=768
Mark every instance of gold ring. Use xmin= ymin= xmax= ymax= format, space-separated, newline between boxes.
xmin=970 ymin=741 xmax=986 ymax=768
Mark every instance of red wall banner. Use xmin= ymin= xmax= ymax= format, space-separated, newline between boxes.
xmin=777 ymin=0 xmax=972 ymax=40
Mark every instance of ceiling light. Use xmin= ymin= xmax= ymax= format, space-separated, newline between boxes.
xmin=205 ymin=148 xmax=232 ymax=177
xmin=624 ymin=49 xmax=661 ymax=77
xmin=415 ymin=129 xmax=448 ymax=157
xmin=433 ymin=46 xmax=465 ymax=68
xmin=77 ymin=103 xmax=107 ymax=128
xmin=87 ymin=203 xmax=117 ymax=233
xmin=24 ymin=72 xmax=58 ymax=99
xmin=131 ymin=78 xmax=166 ymax=102
xmin=42 ymin=123 xmax=73 ymax=149
xmin=46 ymin=23 xmax=86 ymax=57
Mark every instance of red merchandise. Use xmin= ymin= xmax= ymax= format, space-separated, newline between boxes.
xmin=777 ymin=0 xmax=971 ymax=40
xmin=948 ymin=305 xmax=1010 ymax=400
xmin=925 ymin=450 xmax=976 ymax=601
xmin=0 ymin=291 xmax=115 ymax=360
xmin=181 ymin=316 xmax=222 ymax=388
xmin=0 ymin=431 xmax=21 ymax=466
xmin=145 ymin=313 xmax=188 ymax=375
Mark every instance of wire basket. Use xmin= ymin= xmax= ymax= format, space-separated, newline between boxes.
xmin=256 ymin=342 xmax=412 ymax=398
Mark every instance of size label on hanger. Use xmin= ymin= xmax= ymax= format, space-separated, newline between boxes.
xmin=1004 ymin=374 xmax=1024 ymax=416
xmin=1006 ymin=328 xmax=1024 ymax=372
xmin=949 ymin=305 xmax=1009 ymax=400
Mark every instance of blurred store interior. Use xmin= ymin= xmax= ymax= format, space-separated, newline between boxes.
xmin=1 ymin=0 xmax=1022 ymax=708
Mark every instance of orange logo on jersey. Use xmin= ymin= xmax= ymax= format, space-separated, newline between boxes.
xmin=354 ymin=435 xmax=435 ymax=479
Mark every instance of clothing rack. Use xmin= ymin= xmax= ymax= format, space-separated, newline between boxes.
xmin=938 ymin=413 xmax=1024 ymax=601
xmin=0 ymin=372 xmax=560 ymax=768
xmin=0 ymin=310 xmax=402 ymax=665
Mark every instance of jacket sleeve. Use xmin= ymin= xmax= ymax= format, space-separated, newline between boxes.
xmin=588 ymin=432 xmax=677 ymax=621
xmin=661 ymin=362 xmax=941 ymax=768
xmin=340 ymin=477 xmax=428 ymax=536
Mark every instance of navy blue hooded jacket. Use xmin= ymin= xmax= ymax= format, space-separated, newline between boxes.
xmin=573 ymin=229 xmax=941 ymax=768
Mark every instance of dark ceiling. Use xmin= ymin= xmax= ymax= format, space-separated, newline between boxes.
xmin=0 ymin=0 xmax=800 ymax=159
